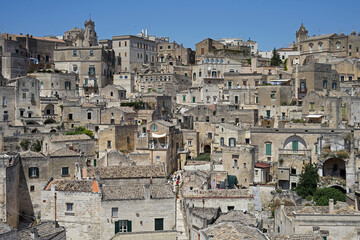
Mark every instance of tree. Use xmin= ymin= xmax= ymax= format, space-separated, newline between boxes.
xmin=313 ymin=187 xmax=346 ymax=206
xmin=295 ymin=163 xmax=319 ymax=198
xmin=270 ymin=48 xmax=282 ymax=66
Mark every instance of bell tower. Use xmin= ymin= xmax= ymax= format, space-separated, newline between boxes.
xmin=296 ymin=23 xmax=308 ymax=45
xmin=83 ymin=19 xmax=98 ymax=47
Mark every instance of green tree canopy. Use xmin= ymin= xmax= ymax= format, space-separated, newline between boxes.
xmin=270 ymin=48 xmax=282 ymax=66
xmin=295 ymin=163 xmax=319 ymax=198
xmin=314 ymin=187 xmax=346 ymax=206
xmin=66 ymin=126 xmax=93 ymax=138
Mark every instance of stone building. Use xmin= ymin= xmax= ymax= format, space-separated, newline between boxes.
xmin=250 ymin=127 xmax=354 ymax=190
xmin=100 ymin=183 xmax=176 ymax=240
xmin=62 ymin=101 xmax=101 ymax=129
xmin=224 ymin=72 xmax=265 ymax=89
xmin=0 ymin=37 xmax=28 ymax=79
xmin=100 ymin=106 xmax=136 ymax=125
xmin=192 ymin=55 xmax=242 ymax=86
xmin=112 ymin=35 xmax=158 ymax=73
xmin=29 ymin=72 xmax=78 ymax=98
xmin=158 ymin=41 xmax=195 ymax=65
xmin=295 ymin=63 xmax=339 ymax=100
xmin=64 ymin=19 xmax=98 ymax=48
xmin=136 ymin=72 xmax=190 ymax=99
xmin=55 ymin=20 xmax=115 ymax=97
xmin=100 ymin=84 xmax=126 ymax=101
xmin=7 ymin=76 xmax=41 ymax=126
xmin=295 ymin=24 xmax=360 ymax=63
xmin=138 ymin=93 xmax=172 ymax=120
xmin=0 ymin=153 xmax=33 ymax=229
xmin=113 ymin=72 xmax=135 ymax=97
xmin=54 ymin=46 xmax=115 ymax=96
xmin=20 ymin=148 xmax=85 ymax=217
xmin=176 ymin=84 xmax=221 ymax=106
xmin=0 ymin=84 xmax=16 ymax=124
xmin=134 ymin=120 xmax=182 ymax=174
xmin=98 ymin=124 xmax=137 ymax=158
xmin=195 ymin=38 xmax=250 ymax=60
xmin=331 ymin=58 xmax=360 ymax=82
xmin=275 ymin=201 xmax=360 ymax=240
xmin=41 ymin=179 xmax=102 ymax=240
xmin=42 ymin=134 xmax=96 ymax=157
xmin=181 ymin=188 xmax=254 ymax=214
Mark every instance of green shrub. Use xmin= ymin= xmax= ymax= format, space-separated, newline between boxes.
xmin=31 ymin=140 xmax=42 ymax=152
xmin=20 ymin=140 xmax=31 ymax=151
xmin=305 ymin=195 xmax=312 ymax=201
xmin=66 ymin=126 xmax=93 ymax=137
xmin=313 ymin=187 xmax=346 ymax=206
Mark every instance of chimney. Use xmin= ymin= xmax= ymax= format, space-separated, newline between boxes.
xmin=329 ymin=199 xmax=334 ymax=213
xmin=144 ymin=183 xmax=151 ymax=200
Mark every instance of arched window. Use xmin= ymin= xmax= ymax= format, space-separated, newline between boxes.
xmin=220 ymin=137 xmax=224 ymax=146
xmin=318 ymin=42 xmax=323 ymax=52
xmin=150 ymin=123 xmax=158 ymax=131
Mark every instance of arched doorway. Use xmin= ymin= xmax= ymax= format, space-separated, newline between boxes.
xmin=44 ymin=104 xmax=55 ymax=115
xmin=44 ymin=118 xmax=56 ymax=125
xmin=323 ymin=158 xmax=346 ymax=179
xmin=329 ymin=185 xmax=346 ymax=193
xmin=204 ymin=145 xmax=211 ymax=153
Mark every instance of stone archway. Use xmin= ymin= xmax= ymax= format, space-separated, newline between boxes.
xmin=204 ymin=144 xmax=211 ymax=153
xmin=44 ymin=118 xmax=56 ymax=125
xmin=44 ymin=104 xmax=55 ymax=115
xmin=323 ymin=158 xmax=346 ymax=179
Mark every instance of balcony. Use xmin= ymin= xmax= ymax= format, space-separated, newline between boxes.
xmin=278 ymin=149 xmax=311 ymax=156
xmin=88 ymin=71 xmax=96 ymax=76
xmin=203 ymin=75 xmax=224 ymax=80
xmin=149 ymin=143 xmax=169 ymax=150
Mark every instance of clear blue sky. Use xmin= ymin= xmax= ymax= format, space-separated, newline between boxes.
xmin=1 ymin=0 xmax=360 ymax=51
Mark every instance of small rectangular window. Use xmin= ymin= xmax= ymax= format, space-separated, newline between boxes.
xmin=22 ymin=93 xmax=26 ymax=99
xmin=112 ymin=208 xmax=118 ymax=217
xmin=62 ymin=167 xmax=69 ymax=176
xmin=88 ymin=112 xmax=92 ymax=120
xmin=90 ymin=50 xmax=94 ymax=56
xmin=234 ymin=160 xmax=238 ymax=167
xmin=107 ymin=140 xmax=112 ymax=149
xmin=28 ymin=167 xmax=39 ymax=178
xmin=68 ymin=114 xmax=73 ymax=120
xmin=66 ymin=203 xmax=73 ymax=212
xmin=73 ymin=50 xmax=77 ymax=56
xmin=155 ymin=218 xmax=164 ymax=231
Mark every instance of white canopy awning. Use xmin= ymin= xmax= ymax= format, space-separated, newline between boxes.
xmin=305 ymin=114 xmax=323 ymax=118
xmin=270 ymin=79 xmax=291 ymax=82
xmin=152 ymin=133 xmax=166 ymax=138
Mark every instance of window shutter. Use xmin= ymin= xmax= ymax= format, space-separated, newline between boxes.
xmin=36 ymin=167 xmax=39 ymax=177
xmin=94 ymin=159 xmax=97 ymax=167
xmin=115 ymin=221 xmax=119 ymax=234
xmin=266 ymin=144 xmax=272 ymax=155
xmin=292 ymin=141 xmax=298 ymax=151
xmin=28 ymin=168 xmax=31 ymax=177
xmin=127 ymin=220 xmax=132 ymax=232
